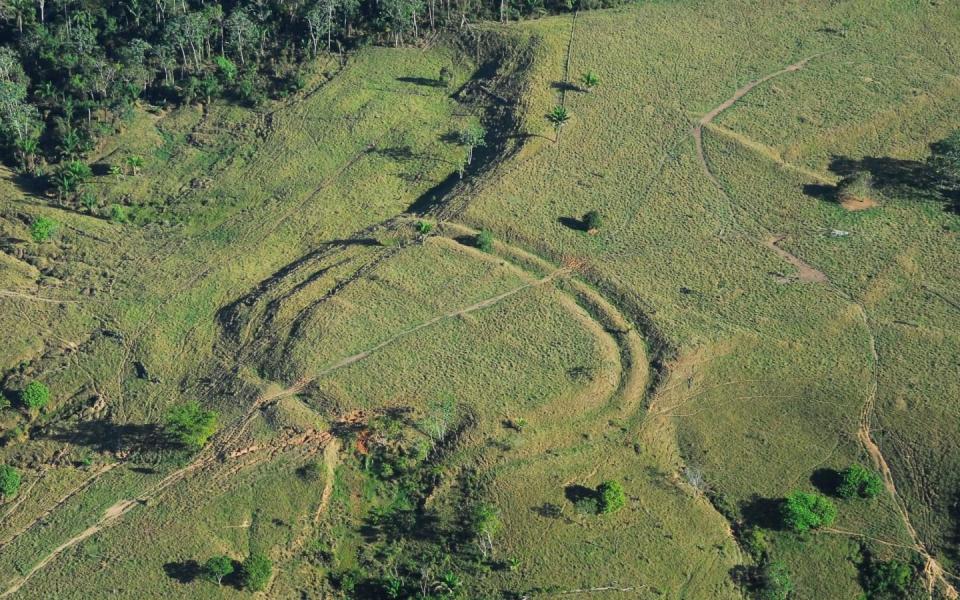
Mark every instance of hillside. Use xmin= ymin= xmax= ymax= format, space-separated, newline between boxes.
xmin=1 ymin=1 xmax=959 ymax=598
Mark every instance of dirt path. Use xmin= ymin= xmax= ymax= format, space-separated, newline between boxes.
xmin=0 ymin=290 xmax=80 ymax=304
xmin=763 ymin=235 xmax=828 ymax=283
xmin=314 ymin=438 xmax=340 ymax=523
xmin=693 ymin=54 xmax=820 ymax=184
xmin=850 ymin=303 xmax=958 ymax=599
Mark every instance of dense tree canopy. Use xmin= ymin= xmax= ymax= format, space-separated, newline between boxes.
xmin=0 ymin=0 xmax=629 ymax=173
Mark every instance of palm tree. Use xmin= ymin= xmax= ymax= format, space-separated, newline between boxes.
xmin=125 ymin=155 xmax=144 ymax=176
xmin=581 ymin=71 xmax=599 ymax=91
xmin=546 ymin=105 xmax=570 ymax=143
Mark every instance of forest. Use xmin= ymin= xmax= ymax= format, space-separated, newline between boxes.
xmin=0 ymin=0 xmax=625 ymax=176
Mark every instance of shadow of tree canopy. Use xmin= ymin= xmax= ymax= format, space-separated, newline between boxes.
xmin=811 ymin=467 xmax=843 ymax=497
xmin=163 ymin=560 xmax=201 ymax=584
xmin=740 ymin=495 xmax=785 ymax=531
xmin=40 ymin=419 xmax=170 ymax=454
xmin=828 ymin=155 xmax=941 ymax=200
xmin=396 ymin=76 xmax=445 ymax=88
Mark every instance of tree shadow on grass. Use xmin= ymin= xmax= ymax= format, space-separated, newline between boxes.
xmin=551 ymin=81 xmax=581 ymax=94
xmin=558 ymin=216 xmax=587 ymax=232
xmin=396 ymin=76 xmax=445 ymax=88
xmin=564 ymin=484 xmax=596 ymax=504
xmin=163 ymin=560 xmax=201 ymax=584
xmin=41 ymin=419 xmax=170 ymax=454
xmin=811 ymin=468 xmax=843 ymax=497
xmin=740 ymin=495 xmax=784 ymax=530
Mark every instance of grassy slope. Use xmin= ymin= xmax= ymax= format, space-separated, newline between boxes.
xmin=460 ymin=0 xmax=960 ymax=597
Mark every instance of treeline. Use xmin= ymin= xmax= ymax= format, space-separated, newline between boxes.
xmin=0 ymin=0 xmax=628 ymax=172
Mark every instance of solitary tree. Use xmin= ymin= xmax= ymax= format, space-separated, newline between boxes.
xmin=458 ymin=124 xmax=486 ymax=165
xmin=30 ymin=216 xmax=57 ymax=242
xmin=475 ymin=229 xmax=493 ymax=253
xmin=583 ymin=210 xmax=602 ymax=232
xmin=781 ymin=491 xmax=836 ymax=533
xmin=929 ymin=130 xmax=960 ymax=190
xmin=21 ymin=381 xmax=50 ymax=412
xmin=203 ymin=555 xmax=234 ymax=586
xmin=836 ymin=171 xmax=875 ymax=204
xmin=241 ymin=552 xmax=273 ymax=591
xmin=165 ymin=401 xmax=219 ymax=449
xmin=547 ymin=105 xmax=570 ymax=143
xmin=0 ymin=465 xmax=21 ymax=500
xmin=124 ymin=155 xmax=144 ymax=176
xmin=438 ymin=66 xmax=452 ymax=87
xmin=580 ymin=71 xmax=599 ymax=91
xmin=470 ymin=503 xmax=501 ymax=558
xmin=597 ymin=480 xmax=626 ymax=514
xmin=837 ymin=464 xmax=883 ymax=499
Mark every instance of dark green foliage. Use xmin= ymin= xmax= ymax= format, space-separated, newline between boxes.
xmin=165 ymin=401 xmax=218 ymax=449
xmin=21 ymin=380 xmax=50 ymax=411
xmin=741 ymin=527 xmax=768 ymax=562
xmin=837 ymin=464 xmax=883 ymax=499
xmin=861 ymin=557 xmax=917 ymax=599
xmin=583 ymin=210 xmax=602 ymax=231
xmin=929 ymin=130 xmax=960 ymax=188
xmin=110 ymin=204 xmax=129 ymax=224
xmin=757 ymin=560 xmax=794 ymax=600
xmin=416 ymin=220 xmax=433 ymax=234
xmin=0 ymin=465 xmax=21 ymax=498
xmin=476 ymin=229 xmax=493 ymax=252
xmin=30 ymin=216 xmax=56 ymax=242
xmin=781 ymin=491 xmax=837 ymax=533
xmin=241 ymin=552 xmax=273 ymax=592
xmin=581 ymin=71 xmax=599 ymax=90
xmin=297 ymin=461 xmax=323 ymax=481
xmin=547 ymin=105 xmax=570 ymax=129
xmin=438 ymin=66 xmax=452 ymax=86
xmin=596 ymin=480 xmax=626 ymax=514
xmin=202 ymin=555 xmax=234 ymax=585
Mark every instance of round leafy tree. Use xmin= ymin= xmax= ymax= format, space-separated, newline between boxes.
xmin=21 ymin=381 xmax=50 ymax=411
xmin=30 ymin=216 xmax=57 ymax=242
xmin=837 ymin=464 xmax=883 ymax=499
xmin=597 ymin=480 xmax=626 ymax=514
xmin=203 ymin=555 xmax=234 ymax=586
xmin=0 ymin=465 xmax=21 ymax=499
xmin=781 ymin=491 xmax=837 ymax=533
xmin=241 ymin=552 xmax=273 ymax=592
xmin=165 ymin=401 xmax=219 ymax=449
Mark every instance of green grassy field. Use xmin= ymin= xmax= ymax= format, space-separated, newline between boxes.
xmin=0 ymin=0 xmax=959 ymax=598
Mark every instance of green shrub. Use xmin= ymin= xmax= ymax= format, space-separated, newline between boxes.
xmin=30 ymin=216 xmax=57 ymax=242
xmin=741 ymin=527 xmax=768 ymax=562
xmin=837 ymin=171 xmax=875 ymax=203
xmin=476 ymin=229 xmax=493 ymax=252
xmin=110 ymin=204 xmax=129 ymax=223
xmin=757 ymin=560 xmax=794 ymax=600
xmin=597 ymin=480 xmax=626 ymax=514
xmin=241 ymin=552 xmax=272 ymax=591
xmin=165 ymin=401 xmax=218 ymax=449
xmin=415 ymin=220 xmax=433 ymax=235
xmin=21 ymin=381 xmax=50 ymax=411
xmin=0 ymin=465 xmax=21 ymax=498
xmin=781 ymin=491 xmax=837 ymax=533
xmin=861 ymin=559 xmax=916 ymax=599
xmin=837 ymin=464 xmax=883 ymax=499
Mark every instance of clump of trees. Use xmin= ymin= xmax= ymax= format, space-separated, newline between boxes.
xmin=0 ymin=465 xmax=21 ymax=499
xmin=165 ymin=401 xmax=218 ymax=449
xmin=860 ymin=556 xmax=919 ymax=599
xmin=837 ymin=464 xmax=883 ymax=499
xmin=781 ymin=491 xmax=836 ymax=533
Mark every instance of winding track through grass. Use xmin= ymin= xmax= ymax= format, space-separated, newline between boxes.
xmin=693 ymin=53 xmax=958 ymax=597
